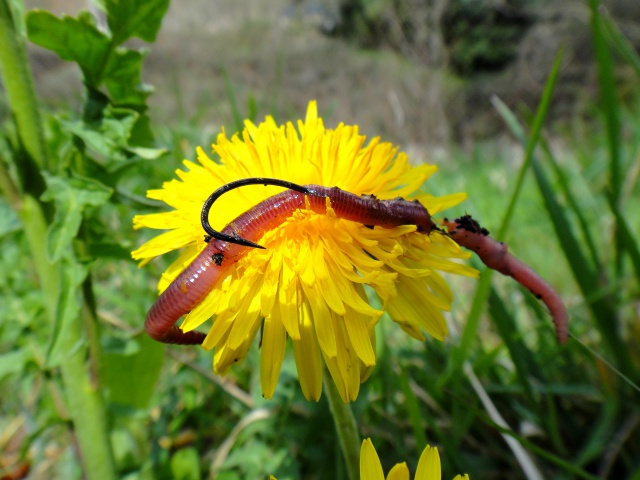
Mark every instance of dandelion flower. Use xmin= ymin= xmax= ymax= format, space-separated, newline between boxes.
xmin=132 ymin=101 xmax=477 ymax=402
xmin=360 ymin=438 xmax=469 ymax=480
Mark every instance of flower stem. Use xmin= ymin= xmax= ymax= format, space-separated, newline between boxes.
xmin=323 ymin=367 xmax=361 ymax=480
xmin=0 ymin=3 xmax=117 ymax=477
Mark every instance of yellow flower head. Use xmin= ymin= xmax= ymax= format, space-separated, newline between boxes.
xmin=360 ymin=438 xmax=469 ymax=480
xmin=132 ymin=101 xmax=477 ymax=402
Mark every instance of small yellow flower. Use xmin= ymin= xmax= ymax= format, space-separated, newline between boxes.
xmin=360 ymin=438 xmax=469 ymax=480
xmin=132 ymin=101 xmax=477 ymax=401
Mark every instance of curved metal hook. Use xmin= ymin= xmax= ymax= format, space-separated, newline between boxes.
xmin=201 ymin=177 xmax=312 ymax=249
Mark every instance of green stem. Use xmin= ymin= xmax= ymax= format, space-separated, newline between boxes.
xmin=58 ymin=329 xmax=116 ymax=480
xmin=0 ymin=3 xmax=117 ymax=476
xmin=18 ymin=196 xmax=117 ymax=480
xmin=323 ymin=367 xmax=361 ymax=480
xmin=0 ymin=0 xmax=47 ymax=169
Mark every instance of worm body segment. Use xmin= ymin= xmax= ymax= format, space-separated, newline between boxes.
xmin=443 ymin=215 xmax=569 ymax=343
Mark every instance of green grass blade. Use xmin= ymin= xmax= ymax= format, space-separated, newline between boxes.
xmin=589 ymin=0 xmax=622 ymax=203
xmin=538 ymin=138 xmax=602 ymax=269
xmin=397 ymin=365 xmax=428 ymax=451
xmin=530 ymin=160 xmax=629 ymax=370
xmin=444 ymin=53 xmax=563 ymax=382
xmin=606 ymin=191 xmax=640 ymax=283
xmin=600 ymin=9 xmax=640 ymax=78
xmin=589 ymin=0 xmax=627 ymax=279
xmin=496 ymin=51 xmax=563 ymax=238
xmin=487 ymin=288 xmax=541 ymax=402
xmin=494 ymin=86 xmax=631 ymax=371
xmin=222 ymin=68 xmax=245 ymax=134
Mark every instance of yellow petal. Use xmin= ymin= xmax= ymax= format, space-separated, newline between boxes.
xmin=387 ymin=463 xmax=410 ymax=480
xmin=360 ymin=439 xmax=385 ymax=480
xmin=292 ymin=297 xmax=323 ymax=401
xmin=343 ymin=306 xmax=376 ymax=366
xmin=260 ymin=306 xmax=287 ymax=399
xmin=415 ymin=445 xmax=441 ymax=480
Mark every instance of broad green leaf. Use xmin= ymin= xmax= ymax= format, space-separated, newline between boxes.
xmin=104 ymin=0 xmax=170 ymax=45
xmin=101 ymin=334 xmax=164 ymax=409
xmin=61 ymin=106 xmax=136 ymax=168
xmin=41 ymin=174 xmax=113 ymax=261
xmin=44 ymin=258 xmax=89 ymax=368
xmin=26 ymin=10 xmax=110 ymax=86
xmin=104 ymin=48 xmax=153 ymax=108
xmin=61 ymin=106 xmax=165 ymax=170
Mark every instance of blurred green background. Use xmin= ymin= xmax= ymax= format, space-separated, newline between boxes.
xmin=1 ymin=0 xmax=639 ymax=478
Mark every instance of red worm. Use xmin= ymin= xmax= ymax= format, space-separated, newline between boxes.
xmin=145 ymin=181 xmax=568 ymax=345
xmin=443 ymin=215 xmax=569 ymax=343
xmin=144 ymin=185 xmax=435 ymax=344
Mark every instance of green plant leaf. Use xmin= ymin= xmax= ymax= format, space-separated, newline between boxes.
xmin=61 ymin=106 xmax=163 ymax=171
xmin=104 ymin=48 xmax=153 ymax=108
xmin=41 ymin=174 xmax=113 ymax=262
xmin=26 ymin=10 xmax=110 ymax=86
xmin=104 ymin=0 xmax=170 ymax=45
xmin=101 ymin=334 xmax=165 ymax=409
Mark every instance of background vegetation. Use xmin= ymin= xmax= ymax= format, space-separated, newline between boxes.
xmin=1 ymin=0 xmax=639 ymax=479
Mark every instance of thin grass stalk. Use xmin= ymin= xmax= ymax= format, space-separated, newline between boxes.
xmin=464 ymin=362 xmax=543 ymax=480
xmin=222 ymin=68 xmax=245 ymax=134
xmin=397 ymin=366 xmax=428 ymax=451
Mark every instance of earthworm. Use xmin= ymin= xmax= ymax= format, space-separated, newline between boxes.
xmin=144 ymin=178 xmax=568 ymax=345
xmin=144 ymin=178 xmax=435 ymax=344
xmin=442 ymin=215 xmax=569 ymax=343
